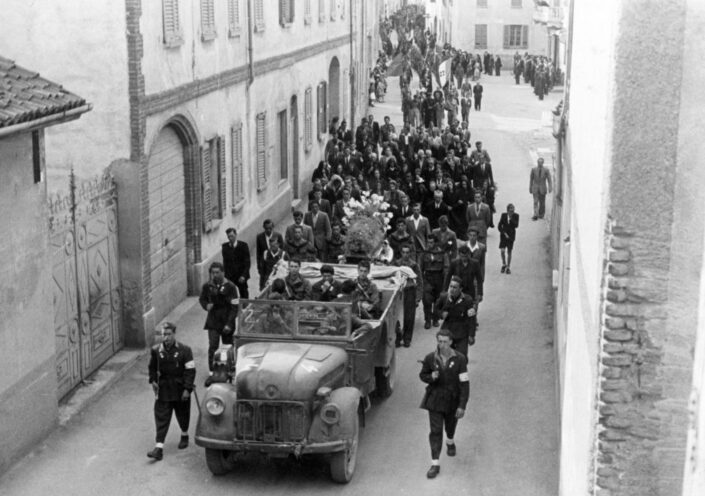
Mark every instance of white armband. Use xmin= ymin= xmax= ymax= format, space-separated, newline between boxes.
xmin=459 ymin=372 xmax=469 ymax=382
xmin=184 ymin=360 xmax=196 ymax=369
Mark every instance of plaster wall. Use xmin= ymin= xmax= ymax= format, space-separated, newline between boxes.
xmin=0 ymin=0 xmax=130 ymax=188
xmin=453 ymin=1 xmax=548 ymax=58
xmin=0 ymin=132 xmax=57 ymax=473
xmin=558 ymin=0 xmax=619 ymax=494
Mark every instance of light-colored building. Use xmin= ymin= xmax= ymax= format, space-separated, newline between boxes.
xmin=551 ymin=1 xmax=705 ymax=494
xmin=0 ymin=0 xmax=385 ymax=353
xmin=0 ymin=56 xmax=90 ymax=475
xmin=452 ymin=0 xmax=548 ymax=63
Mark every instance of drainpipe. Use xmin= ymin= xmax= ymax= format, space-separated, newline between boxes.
xmin=246 ymin=0 xmax=254 ymax=86
xmin=349 ymin=0 xmax=355 ymax=127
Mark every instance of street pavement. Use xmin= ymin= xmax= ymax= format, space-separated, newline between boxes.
xmin=0 ymin=72 xmax=561 ymax=496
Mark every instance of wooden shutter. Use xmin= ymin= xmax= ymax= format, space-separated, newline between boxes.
xmin=330 ymin=0 xmax=336 ymax=20
xmin=340 ymin=0 xmax=345 ymax=19
xmin=217 ymin=135 xmax=226 ymax=216
xmin=305 ymin=0 xmax=311 ymax=23
xmin=201 ymin=145 xmax=213 ymax=229
xmin=256 ymin=113 xmax=267 ymax=191
xmin=228 ymin=0 xmax=241 ymax=37
xmin=200 ymin=0 xmax=216 ymax=40
xmin=503 ymin=25 xmax=510 ymax=49
xmin=521 ymin=25 xmax=529 ymax=49
xmin=305 ymin=88 xmax=312 ymax=150
xmin=319 ymin=0 xmax=325 ymax=22
xmin=163 ymin=0 xmax=182 ymax=45
xmin=231 ymin=124 xmax=244 ymax=204
xmin=255 ymin=0 xmax=265 ymax=31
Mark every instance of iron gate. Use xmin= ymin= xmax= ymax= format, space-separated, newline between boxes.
xmin=49 ymin=170 xmax=123 ymax=399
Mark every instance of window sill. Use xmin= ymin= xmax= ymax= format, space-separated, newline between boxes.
xmin=255 ymin=22 xmax=266 ymax=33
xmin=201 ymin=29 xmax=217 ymax=42
xmin=164 ymin=34 xmax=184 ymax=48
xmin=228 ymin=27 xmax=242 ymax=38
xmin=231 ymin=199 xmax=245 ymax=213
xmin=257 ymin=182 xmax=268 ymax=192
xmin=304 ymin=15 xmax=312 ymax=25
xmin=204 ymin=217 xmax=223 ymax=233
xmin=278 ymin=179 xmax=289 ymax=188
xmin=280 ymin=20 xmax=294 ymax=29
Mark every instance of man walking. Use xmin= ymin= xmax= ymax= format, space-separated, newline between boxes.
xmin=529 ymin=157 xmax=553 ymax=220
xmin=222 ymin=227 xmax=251 ymax=299
xmin=472 ymin=82 xmax=483 ymax=111
xmin=498 ymin=203 xmax=520 ymax=274
xmin=421 ymin=235 xmax=447 ymax=330
xmin=199 ymin=262 xmax=239 ymax=386
xmin=419 ymin=328 xmax=470 ymax=479
xmin=395 ymin=245 xmax=422 ymax=348
xmin=435 ymin=276 xmax=477 ymax=356
xmin=147 ymin=322 xmax=196 ymax=461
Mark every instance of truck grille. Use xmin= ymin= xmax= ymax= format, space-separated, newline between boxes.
xmin=235 ymin=400 xmax=308 ymax=442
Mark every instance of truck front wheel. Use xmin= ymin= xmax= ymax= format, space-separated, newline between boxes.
xmin=329 ymin=414 xmax=360 ymax=483
xmin=205 ymin=448 xmax=235 ymax=475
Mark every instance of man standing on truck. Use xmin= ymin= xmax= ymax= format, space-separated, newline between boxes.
xmin=147 ymin=322 xmax=196 ymax=461
xmin=419 ymin=328 xmax=470 ymax=479
xmin=199 ymin=262 xmax=239 ymax=386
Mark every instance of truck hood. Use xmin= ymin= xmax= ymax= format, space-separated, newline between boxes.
xmin=235 ymin=342 xmax=347 ymax=401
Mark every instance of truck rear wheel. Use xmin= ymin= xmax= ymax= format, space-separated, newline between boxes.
xmin=375 ymin=346 xmax=396 ymax=398
xmin=329 ymin=413 xmax=360 ymax=483
xmin=205 ymin=448 xmax=235 ymax=475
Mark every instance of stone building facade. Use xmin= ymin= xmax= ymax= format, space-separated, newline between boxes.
xmin=552 ymin=1 xmax=705 ymax=494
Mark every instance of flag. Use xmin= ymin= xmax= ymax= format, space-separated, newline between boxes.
xmin=438 ymin=58 xmax=453 ymax=88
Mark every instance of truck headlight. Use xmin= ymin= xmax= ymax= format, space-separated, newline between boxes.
xmin=320 ymin=403 xmax=341 ymax=425
xmin=205 ymin=397 xmax=225 ymax=416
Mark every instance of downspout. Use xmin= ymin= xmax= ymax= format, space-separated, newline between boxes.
xmin=246 ymin=0 xmax=254 ymax=86
xmin=349 ymin=0 xmax=355 ymax=127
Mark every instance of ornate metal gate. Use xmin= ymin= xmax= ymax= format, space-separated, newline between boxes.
xmin=49 ymin=170 xmax=123 ymax=399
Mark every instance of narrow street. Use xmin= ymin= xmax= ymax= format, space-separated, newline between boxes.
xmin=0 ymin=73 xmax=560 ymax=496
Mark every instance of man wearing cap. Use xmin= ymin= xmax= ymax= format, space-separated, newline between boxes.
xmin=147 ymin=322 xmax=196 ymax=461
xmin=312 ymin=265 xmax=342 ymax=302
xmin=199 ymin=262 xmax=239 ymax=385
xmin=419 ymin=327 xmax=470 ymax=479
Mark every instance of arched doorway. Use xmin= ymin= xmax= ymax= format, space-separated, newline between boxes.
xmin=146 ymin=118 xmax=199 ymax=320
xmin=329 ymin=57 xmax=341 ymax=126
xmin=290 ymin=95 xmax=300 ymax=199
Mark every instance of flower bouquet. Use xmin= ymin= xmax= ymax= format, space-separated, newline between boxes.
xmin=342 ymin=192 xmax=394 ymax=263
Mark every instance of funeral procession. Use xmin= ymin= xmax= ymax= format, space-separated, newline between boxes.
xmin=2 ymin=1 xmax=705 ymax=496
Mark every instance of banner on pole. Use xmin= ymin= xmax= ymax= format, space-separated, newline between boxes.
xmin=438 ymin=58 xmax=453 ymax=87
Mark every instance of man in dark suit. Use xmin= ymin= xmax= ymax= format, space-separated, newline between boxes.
xmin=222 ymin=227 xmax=251 ymax=299
xmin=311 ymin=264 xmax=342 ymax=302
xmin=255 ymin=219 xmax=284 ymax=290
xmin=435 ymin=276 xmax=477 ymax=356
xmin=470 ymin=151 xmax=495 ymax=217
xmin=425 ymin=190 xmax=451 ymax=230
xmin=498 ymin=203 xmax=519 ymax=274
xmin=311 ymin=189 xmax=332 ymax=219
xmin=472 ymin=82 xmax=483 ymax=111
xmin=529 ymin=157 xmax=553 ymax=220
xmin=445 ymin=245 xmax=483 ymax=303
xmin=304 ymin=201 xmax=332 ymax=261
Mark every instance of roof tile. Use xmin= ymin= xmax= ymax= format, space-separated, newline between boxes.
xmin=0 ymin=55 xmax=86 ymax=129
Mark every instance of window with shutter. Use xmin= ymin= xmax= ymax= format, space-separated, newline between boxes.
xmin=278 ymin=110 xmax=288 ymax=180
xmin=521 ymin=25 xmax=529 ymax=48
xmin=505 ymin=25 xmax=525 ymax=48
xmin=217 ymin=135 xmax=227 ymax=216
xmin=319 ymin=0 xmax=326 ymax=23
xmin=475 ymin=24 xmax=487 ymax=49
xmin=254 ymin=0 xmax=265 ymax=32
xmin=340 ymin=0 xmax=345 ymax=19
xmin=330 ymin=0 xmax=336 ymax=20
xmin=256 ymin=113 xmax=267 ymax=191
xmin=317 ymin=82 xmax=327 ymax=138
xmin=304 ymin=0 xmax=312 ymax=24
xmin=280 ymin=0 xmax=295 ymax=25
xmin=503 ymin=25 xmax=511 ymax=49
xmin=231 ymin=123 xmax=244 ymax=206
xmin=201 ymin=144 xmax=213 ymax=230
xmin=228 ymin=0 xmax=241 ymax=37
xmin=304 ymin=87 xmax=313 ymax=152
xmin=162 ymin=0 xmax=184 ymax=47
xmin=200 ymin=0 xmax=216 ymax=41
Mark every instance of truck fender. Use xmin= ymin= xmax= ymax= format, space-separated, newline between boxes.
xmin=308 ymin=387 xmax=361 ymax=444
xmin=195 ymin=384 xmax=237 ymax=442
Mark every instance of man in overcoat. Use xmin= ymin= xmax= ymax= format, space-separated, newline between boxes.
xmin=529 ymin=157 xmax=553 ymax=220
